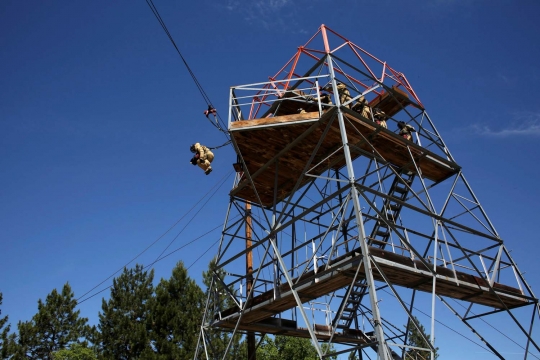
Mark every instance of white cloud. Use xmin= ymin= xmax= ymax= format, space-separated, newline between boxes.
xmin=497 ymin=72 xmax=518 ymax=86
xmin=224 ymin=0 xmax=303 ymax=32
xmin=471 ymin=112 xmax=540 ymax=137
xmin=227 ymin=0 xmax=290 ymax=14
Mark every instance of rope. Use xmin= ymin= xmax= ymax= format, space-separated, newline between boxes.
xmin=144 ymin=0 xmax=230 ymax=137
xmin=207 ymin=140 xmax=232 ymax=150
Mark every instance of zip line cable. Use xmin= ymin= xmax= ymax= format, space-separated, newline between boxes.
xmin=144 ymin=0 xmax=230 ymax=136
xmin=78 ymin=213 xmax=241 ymax=305
xmin=0 ymin=217 xmax=230 ymax=345
xmin=76 ymin=219 xmax=230 ymax=305
xmin=147 ymin=170 xmax=233 ymax=267
xmin=187 ymin=238 xmax=220 ymax=271
xmin=145 ymin=0 xmax=210 ymax=105
xmin=79 ymin=0 xmax=238 ymax=300
xmin=77 ymin=169 xmax=233 ymax=302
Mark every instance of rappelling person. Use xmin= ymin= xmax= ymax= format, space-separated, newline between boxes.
xmin=190 ymin=143 xmax=214 ymax=175
xmin=397 ymin=121 xmax=416 ymax=141
xmin=373 ymin=108 xmax=388 ymax=129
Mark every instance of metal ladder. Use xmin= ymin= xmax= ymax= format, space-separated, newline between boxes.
xmin=369 ymin=170 xmax=415 ymax=249
xmin=333 ymin=170 xmax=415 ymax=353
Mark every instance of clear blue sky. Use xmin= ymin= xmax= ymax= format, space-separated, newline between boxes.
xmin=1 ymin=1 xmax=539 ymax=358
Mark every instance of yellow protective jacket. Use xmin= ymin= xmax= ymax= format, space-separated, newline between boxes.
xmin=352 ymin=95 xmax=372 ymax=119
xmin=193 ymin=143 xmax=214 ymax=163
xmin=336 ymin=83 xmax=352 ymax=107
xmin=399 ymin=125 xmax=415 ymax=140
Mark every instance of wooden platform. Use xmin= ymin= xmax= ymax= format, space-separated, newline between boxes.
xmin=215 ymin=247 xmax=529 ymax=333
xmin=369 ymin=85 xmax=420 ymax=115
xmin=216 ymin=317 xmax=371 ymax=346
xmin=230 ymin=108 xmax=460 ymax=206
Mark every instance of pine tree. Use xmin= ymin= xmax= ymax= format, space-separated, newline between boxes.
xmin=404 ymin=317 xmax=439 ymax=360
xmin=98 ymin=265 xmax=155 ymax=359
xmin=0 ymin=292 xmax=12 ymax=359
xmin=10 ymin=284 xmax=91 ymax=359
xmin=150 ymin=261 xmax=204 ymax=359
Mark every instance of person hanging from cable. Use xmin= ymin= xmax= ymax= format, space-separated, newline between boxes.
xmin=190 ymin=142 xmax=214 ymax=175
xmin=397 ymin=121 xmax=416 ymax=141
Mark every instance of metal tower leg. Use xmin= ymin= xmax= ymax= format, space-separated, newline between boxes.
xmin=327 ymin=52 xmax=390 ymax=360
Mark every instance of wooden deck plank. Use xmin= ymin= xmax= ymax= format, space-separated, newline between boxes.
xmin=368 ymin=85 xmax=418 ymax=116
xmin=218 ymin=247 xmax=529 ymax=327
xmin=229 ymin=108 xmax=459 ymax=206
xmin=215 ymin=319 xmax=371 ymax=345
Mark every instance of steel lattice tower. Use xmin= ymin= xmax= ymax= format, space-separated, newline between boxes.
xmin=195 ymin=25 xmax=539 ymax=360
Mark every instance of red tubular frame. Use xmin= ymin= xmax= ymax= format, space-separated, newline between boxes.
xmin=245 ymin=24 xmax=425 ymax=120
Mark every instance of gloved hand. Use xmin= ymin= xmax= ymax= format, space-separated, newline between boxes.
xmin=190 ymin=157 xmax=198 ymax=165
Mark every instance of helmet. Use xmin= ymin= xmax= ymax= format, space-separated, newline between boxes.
xmin=190 ymin=144 xmax=196 ymax=153
xmin=397 ymin=121 xmax=406 ymax=129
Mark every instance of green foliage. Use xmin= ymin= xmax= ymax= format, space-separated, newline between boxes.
xmin=0 ymin=292 xmax=13 ymax=359
xmin=150 ymin=261 xmax=204 ymax=359
xmin=252 ymin=335 xmax=279 ymax=360
xmin=53 ymin=343 xmax=96 ymax=360
xmin=4 ymin=259 xmax=355 ymax=360
xmin=254 ymin=335 xmax=337 ymax=360
xmin=404 ymin=317 xmax=439 ymax=360
xmin=11 ymin=283 xmax=91 ymax=360
xmin=98 ymin=264 xmax=155 ymax=360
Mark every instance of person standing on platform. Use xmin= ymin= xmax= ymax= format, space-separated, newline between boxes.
xmin=397 ymin=121 xmax=416 ymax=141
xmin=373 ymin=108 xmax=388 ymax=129
xmin=352 ymin=95 xmax=372 ymax=120
xmin=190 ymin=143 xmax=214 ymax=175
xmin=318 ymin=92 xmax=333 ymax=106
xmin=336 ymin=82 xmax=353 ymax=108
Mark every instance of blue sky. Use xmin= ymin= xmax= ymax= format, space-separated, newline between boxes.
xmin=1 ymin=0 xmax=540 ymax=358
